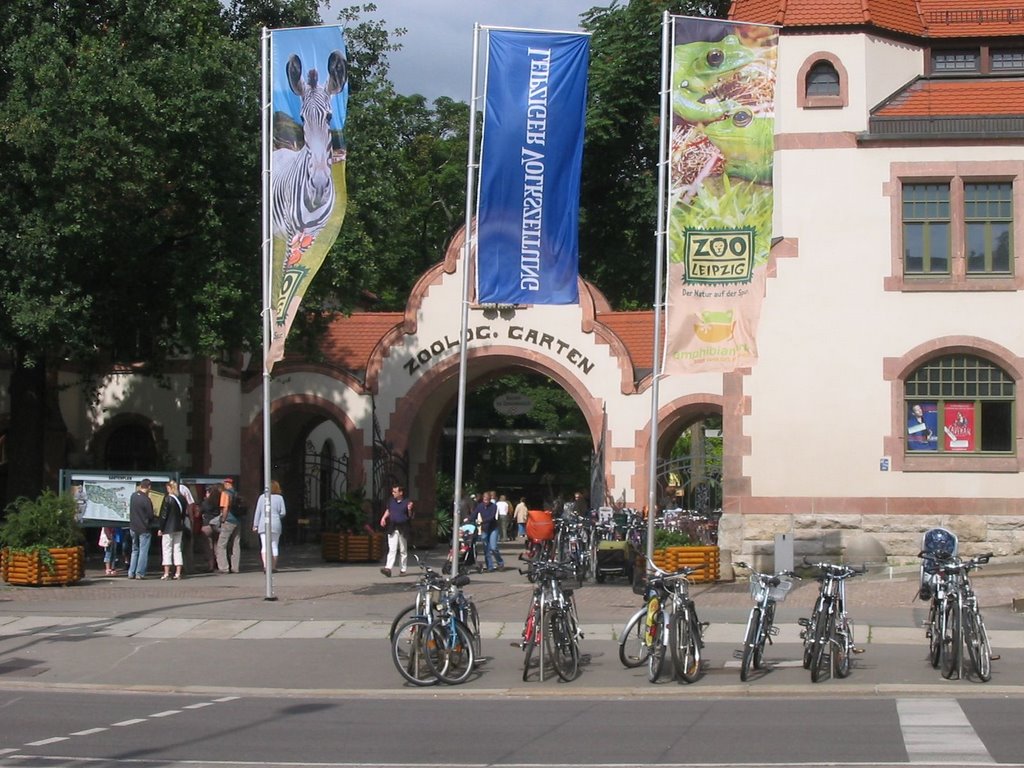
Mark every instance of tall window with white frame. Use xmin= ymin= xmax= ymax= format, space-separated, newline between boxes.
xmin=905 ymin=355 xmax=1015 ymax=455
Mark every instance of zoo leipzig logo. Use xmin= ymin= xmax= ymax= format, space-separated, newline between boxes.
xmin=683 ymin=228 xmax=755 ymax=283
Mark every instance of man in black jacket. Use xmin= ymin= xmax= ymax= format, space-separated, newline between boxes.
xmin=127 ymin=479 xmax=155 ymax=580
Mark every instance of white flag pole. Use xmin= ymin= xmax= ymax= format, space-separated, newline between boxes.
xmin=451 ymin=23 xmax=483 ymax=562
xmin=261 ymin=27 xmax=276 ymax=600
xmin=646 ymin=12 xmax=672 ymax=566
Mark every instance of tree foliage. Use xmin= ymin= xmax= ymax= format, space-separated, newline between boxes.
xmin=578 ymin=0 xmax=730 ymax=309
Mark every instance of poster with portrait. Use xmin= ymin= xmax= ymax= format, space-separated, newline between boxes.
xmin=943 ymin=402 xmax=975 ymax=452
xmin=907 ymin=402 xmax=938 ymax=451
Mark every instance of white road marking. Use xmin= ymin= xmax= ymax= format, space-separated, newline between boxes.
xmin=897 ymin=698 xmax=995 ymax=764
xmin=25 ymin=736 xmax=68 ymax=746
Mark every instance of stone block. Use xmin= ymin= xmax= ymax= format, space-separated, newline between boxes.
xmin=742 ymin=515 xmax=793 ymax=541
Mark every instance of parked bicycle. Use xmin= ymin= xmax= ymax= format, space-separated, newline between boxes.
xmin=554 ymin=512 xmax=597 ymax=584
xmin=919 ymin=550 xmax=997 ymax=682
xmin=632 ymin=557 xmax=706 ymax=683
xmin=798 ymin=560 xmax=865 ymax=683
xmin=517 ymin=559 xmax=583 ymax=682
xmin=390 ymin=559 xmax=480 ymax=686
xmin=734 ymin=561 xmax=796 ymax=681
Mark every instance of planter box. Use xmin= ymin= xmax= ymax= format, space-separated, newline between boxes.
xmin=650 ymin=545 xmax=720 ymax=582
xmin=1 ymin=546 xmax=86 ymax=586
xmin=321 ymin=532 xmax=385 ymax=563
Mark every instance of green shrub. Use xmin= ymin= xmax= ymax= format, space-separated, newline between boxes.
xmin=0 ymin=491 xmax=84 ymax=570
xmin=653 ymin=528 xmax=695 ymax=550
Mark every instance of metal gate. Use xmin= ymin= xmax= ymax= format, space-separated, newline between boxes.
xmin=303 ymin=440 xmax=349 ymax=532
xmin=655 ymin=453 xmax=722 ymax=515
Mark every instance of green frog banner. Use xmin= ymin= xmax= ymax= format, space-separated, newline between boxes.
xmin=664 ymin=17 xmax=777 ymax=374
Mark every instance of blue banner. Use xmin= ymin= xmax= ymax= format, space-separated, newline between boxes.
xmin=476 ymin=30 xmax=590 ymax=305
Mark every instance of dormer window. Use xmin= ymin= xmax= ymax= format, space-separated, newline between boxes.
xmin=797 ymin=53 xmax=848 ymax=108
xmin=806 ymin=61 xmax=840 ymax=96
xmin=931 ymin=48 xmax=979 ymax=73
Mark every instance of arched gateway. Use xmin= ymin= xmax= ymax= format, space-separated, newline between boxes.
xmin=240 ymin=227 xmax=728 ymax=544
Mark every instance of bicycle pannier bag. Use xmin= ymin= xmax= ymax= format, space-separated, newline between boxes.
xmin=525 ymin=509 xmax=554 ymax=542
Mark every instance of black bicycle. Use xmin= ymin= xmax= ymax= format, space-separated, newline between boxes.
xmin=734 ymin=561 xmax=795 ymax=681
xmin=798 ymin=561 xmax=864 ymax=683
xmin=920 ymin=551 xmax=996 ymax=682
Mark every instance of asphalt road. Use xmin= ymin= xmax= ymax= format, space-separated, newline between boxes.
xmin=1 ymin=689 xmax=1022 ymax=767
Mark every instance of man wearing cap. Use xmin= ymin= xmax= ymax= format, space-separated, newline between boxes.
xmin=215 ymin=478 xmax=242 ymax=573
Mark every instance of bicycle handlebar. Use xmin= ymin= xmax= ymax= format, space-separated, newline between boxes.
xmin=802 ymin=558 xmax=866 ymax=576
xmin=645 ymin=556 xmax=705 ymax=580
xmin=734 ymin=561 xmax=798 ymax=581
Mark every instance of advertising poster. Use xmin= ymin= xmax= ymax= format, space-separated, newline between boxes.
xmin=944 ymin=402 xmax=975 ymax=452
xmin=907 ymin=402 xmax=939 ymax=451
xmin=664 ymin=17 xmax=777 ymax=373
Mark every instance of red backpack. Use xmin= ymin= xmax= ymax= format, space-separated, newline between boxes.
xmin=525 ymin=509 xmax=554 ymax=542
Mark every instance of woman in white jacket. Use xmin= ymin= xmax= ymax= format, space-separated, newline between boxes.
xmin=252 ymin=480 xmax=287 ymax=571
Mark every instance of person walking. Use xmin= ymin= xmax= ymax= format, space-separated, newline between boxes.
xmin=477 ymin=491 xmax=505 ymax=572
xmin=158 ymin=479 xmax=187 ymax=580
xmin=496 ymin=494 xmax=510 ymax=541
xmin=252 ymin=480 xmax=287 ymax=571
xmin=513 ymin=497 xmax=529 ymax=540
xmin=215 ymin=478 xmax=242 ymax=573
xmin=127 ymin=479 xmax=155 ymax=580
xmin=99 ymin=526 xmax=116 ymax=575
xmin=380 ymin=485 xmax=414 ymax=577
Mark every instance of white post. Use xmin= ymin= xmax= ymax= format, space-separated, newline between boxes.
xmin=261 ymin=27 xmax=275 ymax=600
xmin=646 ymin=13 xmax=672 ymax=567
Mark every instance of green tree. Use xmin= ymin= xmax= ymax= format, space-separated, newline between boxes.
xmin=0 ymin=0 xmax=316 ymax=502
xmin=579 ymin=0 xmax=730 ymax=309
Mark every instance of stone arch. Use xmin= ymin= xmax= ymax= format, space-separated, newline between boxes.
xmin=385 ymin=345 xmax=608 ymax=515
xmin=88 ymin=413 xmax=165 ymax=470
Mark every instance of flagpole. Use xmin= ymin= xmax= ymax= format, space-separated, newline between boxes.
xmin=260 ymin=27 xmax=276 ymax=600
xmin=646 ymin=12 xmax=672 ymax=567
xmin=451 ymin=23 xmax=483 ymax=562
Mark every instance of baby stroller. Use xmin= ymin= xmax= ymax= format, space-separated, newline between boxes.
xmin=443 ymin=522 xmax=481 ymax=575
xmin=918 ymin=526 xmax=958 ymax=600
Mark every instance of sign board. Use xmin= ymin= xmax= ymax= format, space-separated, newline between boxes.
xmin=59 ymin=470 xmax=175 ymax=527
xmin=494 ymin=392 xmax=533 ymax=416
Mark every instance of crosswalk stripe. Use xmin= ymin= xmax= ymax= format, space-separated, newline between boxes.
xmin=897 ymin=698 xmax=995 ymax=764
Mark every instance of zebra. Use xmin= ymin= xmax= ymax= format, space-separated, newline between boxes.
xmin=272 ymin=50 xmax=347 ymax=264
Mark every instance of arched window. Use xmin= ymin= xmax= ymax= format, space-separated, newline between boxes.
xmin=797 ymin=53 xmax=847 ymax=108
xmin=104 ymin=424 xmax=158 ymax=469
xmin=904 ymin=354 xmax=1014 ymax=454
xmin=806 ymin=61 xmax=840 ymax=96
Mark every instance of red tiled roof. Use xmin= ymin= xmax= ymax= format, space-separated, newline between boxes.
xmin=313 ymin=312 xmax=402 ymax=371
xmin=598 ymin=310 xmax=656 ymax=371
xmin=874 ymin=78 xmax=1024 ymax=116
xmin=730 ymin=0 xmax=1022 ymax=38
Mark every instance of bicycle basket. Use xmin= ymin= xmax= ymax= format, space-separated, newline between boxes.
xmin=751 ymin=574 xmax=792 ymax=601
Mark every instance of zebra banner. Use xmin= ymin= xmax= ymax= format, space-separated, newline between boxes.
xmin=476 ymin=29 xmax=590 ymax=305
xmin=267 ymin=26 xmax=348 ymax=370
xmin=663 ymin=17 xmax=777 ymax=374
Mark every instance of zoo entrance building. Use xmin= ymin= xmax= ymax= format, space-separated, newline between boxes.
xmin=7 ymin=0 xmax=1024 ymax=565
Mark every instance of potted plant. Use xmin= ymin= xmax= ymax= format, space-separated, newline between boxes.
xmin=321 ymin=489 xmax=384 ymax=562
xmin=1 ymin=491 xmax=86 ymax=586
xmin=648 ymin=528 xmax=720 ymax=582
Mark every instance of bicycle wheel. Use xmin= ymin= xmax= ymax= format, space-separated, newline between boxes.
xmin=755 ymin=602 xmax=774 ymax=670
xmin=647 ymin=612 xmax=667 ymax=683
xmin=388 ymin=603 xmax=417 ymax=643
xmin=927 ymin=600 xmax=941 ymax=668
xmin=670 ymin=607 xmax=701 ymax=683
xmin=802 ymin=602 xmax=822 ymax=669
xmin=739 ymin=607 xmax=760 ymax=682
xmin=831 ymin=615 xmax=851 ymax=679
xmin=425 ymin=619 xmax=476 ymax=685
xmin=962 ymin=606 xmax=992 ymax=682
xmin=809 ymin=608 xmax=830 ymax=683
xmin=522 ymin=604 xmax=540 ymax=682
xmin=463 ymin=599 xmax=482 ymax=658
xmin=391 ymin=617 xmax=438 ymax=686
xmin=940 ymin=600 xmax=960 ymax=680
xmin=586 ymin=534 xmax=598 ymax=581
xmin=618 ymin=608 xmax=649 ymax=668
xmin=545 ymin=609 xmax=579 ymax=682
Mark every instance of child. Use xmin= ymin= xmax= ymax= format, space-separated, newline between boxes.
xmin=99 ymin=526 xmax=116 ymax=575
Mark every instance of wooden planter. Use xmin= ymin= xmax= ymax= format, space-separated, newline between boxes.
xmin=650 ymin=545 xmax=720 ymax=582
xmin=321 ymin=532 xmax=385 ymax=563
xmin=1 ymin=546 xmax=86 ymax=586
